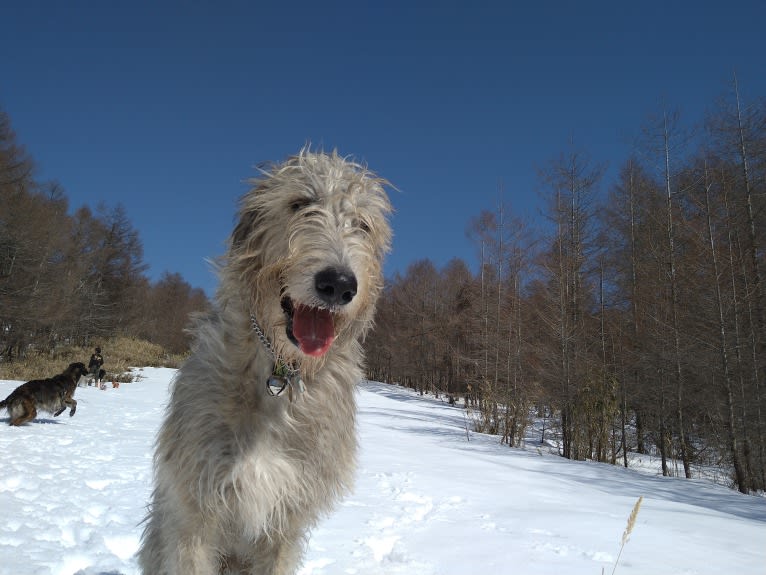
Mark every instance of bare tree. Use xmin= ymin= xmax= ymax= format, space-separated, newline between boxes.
xmin=537 ymin=146 xmax=604 ymax=460
xmin=697 ymin=159 xmax=749 ymax=492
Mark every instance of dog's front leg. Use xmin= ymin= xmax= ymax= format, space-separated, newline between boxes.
xmin=171 ymin=533 xmax=221 ymax=575
xmin=141 ymin=506 xmax=222 ymax=575
xmin=67 ymin=397 xmax=77 ymax=417
xmin=249 ymin=532 xmax=305 ymax=575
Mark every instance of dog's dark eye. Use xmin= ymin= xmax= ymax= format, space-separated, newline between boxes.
xmin=290 ymin=198 xmax=314 ymax=214
xmin=345 ymin=217 xmax=371 ymax=235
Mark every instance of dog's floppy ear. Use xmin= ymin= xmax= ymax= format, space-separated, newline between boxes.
xmin=231 ymin=208 xmax=259 ymax=250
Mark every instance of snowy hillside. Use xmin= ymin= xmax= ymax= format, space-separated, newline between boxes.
xmin=0 ymin=368 xmax=764 ymax=575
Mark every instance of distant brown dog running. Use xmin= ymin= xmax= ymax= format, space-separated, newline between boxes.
xmin=0 ymin=362 xmax=89 ymax=426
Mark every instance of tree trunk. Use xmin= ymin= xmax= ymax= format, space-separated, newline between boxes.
xmin=703 ymin=162 xmax=748 ymax=493
xmin=662 ymin=111 xmax=691 ymax=479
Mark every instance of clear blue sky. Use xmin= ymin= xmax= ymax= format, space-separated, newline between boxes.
xmin=2 ymin=1 xmax=765 ymax=295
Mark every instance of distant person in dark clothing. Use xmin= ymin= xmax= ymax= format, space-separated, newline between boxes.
xmin=88 ymin=347 xmax=104 ymax=385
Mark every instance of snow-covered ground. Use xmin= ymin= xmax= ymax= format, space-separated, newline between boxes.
xmin=0 ymin=367 xmax=764 ymax=575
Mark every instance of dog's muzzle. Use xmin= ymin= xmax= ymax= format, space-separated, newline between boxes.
xmin=281 ymin=266 xmax=357 ymax=357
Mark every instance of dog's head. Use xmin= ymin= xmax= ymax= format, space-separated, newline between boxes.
xmin=67 ymin=362 xmax=90 ymax=380
xmin=229 ymin=149 xmax=392 ymax=364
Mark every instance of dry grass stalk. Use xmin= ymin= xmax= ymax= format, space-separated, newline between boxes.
xmin=611 ymin=496 xmax=643 ymax=575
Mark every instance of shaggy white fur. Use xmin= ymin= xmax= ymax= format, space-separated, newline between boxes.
xmin=138 ymin=150 xmax=392 ymax=575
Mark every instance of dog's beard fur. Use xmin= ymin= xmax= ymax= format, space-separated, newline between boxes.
xmin=138 ymin=149 xmax=391 ymax=575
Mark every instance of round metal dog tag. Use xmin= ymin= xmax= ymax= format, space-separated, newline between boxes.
xmin=266 ymin=375 xmax=288 ymax=396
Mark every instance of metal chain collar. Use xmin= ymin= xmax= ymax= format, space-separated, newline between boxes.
xmin=249 ymin=314 xmax=305 ymax=399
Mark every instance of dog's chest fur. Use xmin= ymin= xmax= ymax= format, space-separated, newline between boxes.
xmin=164 ymin=342 xmax=360 ymax=538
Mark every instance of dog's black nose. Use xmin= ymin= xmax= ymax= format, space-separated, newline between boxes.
xmin=315 ymin=267 xmax=357 ymax=306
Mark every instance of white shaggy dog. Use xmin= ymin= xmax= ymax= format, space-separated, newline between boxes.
xmin=138 ymin=150 xmax=392 ymax=575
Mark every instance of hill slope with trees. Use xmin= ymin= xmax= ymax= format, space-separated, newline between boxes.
xmin=365 ymin=82 xmax=766 ymax=494
xmin=0 ymin=108 xmax=209 ymax=362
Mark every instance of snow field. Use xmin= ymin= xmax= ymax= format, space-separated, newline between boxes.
xmin=0 ymin=369 xmax=764 ymax=575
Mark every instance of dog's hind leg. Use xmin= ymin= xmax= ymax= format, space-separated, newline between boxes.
xmin=10 ymin=399 xmax=36 ymax=426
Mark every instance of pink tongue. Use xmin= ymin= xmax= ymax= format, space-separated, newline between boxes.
xmin=292 ymin=305 xmax=335 ymax=356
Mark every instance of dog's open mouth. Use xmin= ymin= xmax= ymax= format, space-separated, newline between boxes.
xmin=281 ymin=297 xmax=336 ymax=357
